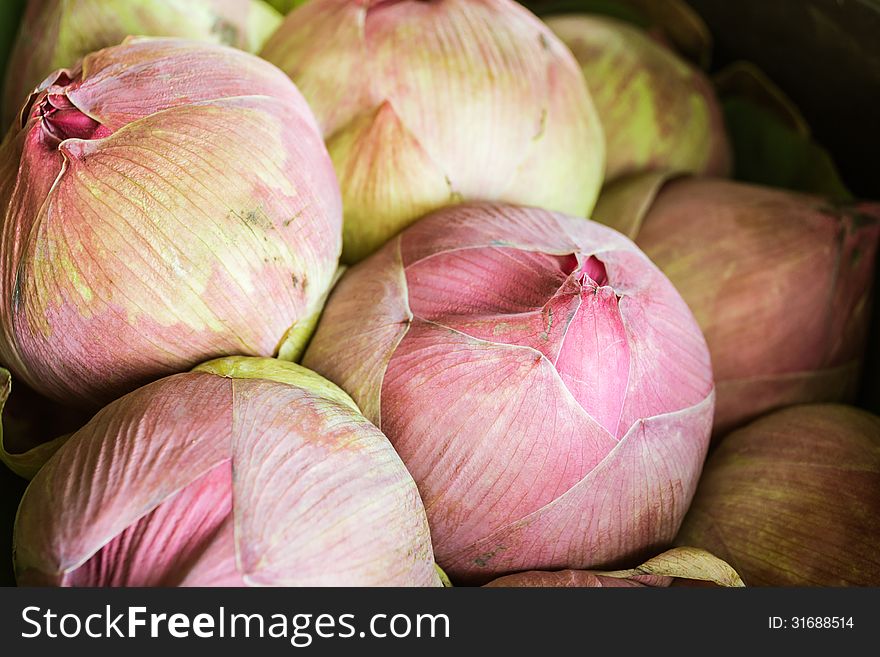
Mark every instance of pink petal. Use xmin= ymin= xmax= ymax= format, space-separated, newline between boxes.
xmin=442 ymin=393 xmax=714 ymax=582
xmin=406 ymin=244 xmax=633 ymax=436
xmin=500 ymin=21 xmax=605 ymax=215
xmin=406 ymin=246 xmax=583 ymax=364
xmin=555 ymin=279 xmax=631 ymax=437
xmin=69 ymin=38 xmax=315 ymax=133
xmin=302 ymin=238 xmax=412 ymax=426
xmin=302 ymin=203 xmax=715 ymax=581
xmin=382 ymin=318 xmax=617 ymax=562
xmin=175 ymin=515 xmax=247 ymax=587
xmin=599 ymin=248 xmax=714 ymax=432
xmin=398 ymin=202 xmax=634 ymax=268
xmin=61 ymin=462 xmax=233 ymax=587
xmin=363 ymin=0 xmax=554 ymax=198
xmin=326 ymin=100 xmax=452 ymax=262
xmin=14 ymin=373 xmax=232 ymax=582
xmin=231 ymin=378 xmax=439 ymax=586
xmin=0 ymin=123 xmax=65 ymax=380
xmin=407 ymin=246 xmax=577 ymax=318
xmin=260 ymin=0 xmax=375 ymax=137
xmin=485 ymin=569 xmax=646 ymax=587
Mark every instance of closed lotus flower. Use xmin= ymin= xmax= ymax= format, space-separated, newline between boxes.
xmin=594 ymin=174 xmax=880 ymax=435
xmin=261 ymin=0 xmax=605 ymax=262
xmin=0 ymin=38 xmax=342 ymax=409
xmin=303 ymin=203 xmax=715 ymax=582
xmin=676 ymin=404 xmax=880 ymax=586
xmin=2 ymin=0 xmax=283 ymax=128
xmin=546 ymin=14 xmax=730 ymax=182
xmin=14 ymin=357 xmax=441 ymax=587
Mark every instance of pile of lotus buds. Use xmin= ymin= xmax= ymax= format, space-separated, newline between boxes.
xmin=0 ymin=0 xmax=877 ymax=588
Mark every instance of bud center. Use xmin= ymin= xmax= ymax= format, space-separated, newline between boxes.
xmin=36 ymin=73 xmax=109 ymax=145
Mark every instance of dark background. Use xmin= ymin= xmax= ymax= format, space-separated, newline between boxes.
xmin=1 ymin=0 xmax=879 ymax=587
xmin=687 ymin=0 xmax=880 ymax=200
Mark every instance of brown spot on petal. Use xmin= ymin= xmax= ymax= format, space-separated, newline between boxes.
xmin=533 ymin=108 xmax=547 ymax=141
xmin=292 ymin=273 xmax=308 ymax=292
xmin=539 ymin=32 xmax=551 ymax=51
xmin=283 ymin=210 xmax=304 ymax=227
xmin=230 ymin=207 xmax=273 ymax=233
xmin=474 ymin=546 xmax=507 ymax=568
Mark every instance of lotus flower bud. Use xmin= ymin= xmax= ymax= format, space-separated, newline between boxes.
xmin=302 ymin=203 xmax=714 ymax=582
xmin=546 ymin=14 xmax=730 ymax=183
xmin=14 ymin=356 xmax=441 ymax=587
xmin=676 ymin=404 xmax=880 ymax=586
xmin=594 ymin=175 xmax=880 ymax=436
xmin=261 ymin=0 xmax=605 ymax=263
xmin=0 ymin=38 xmax=342 ymax=409
xmin=1 ymin=0 xmax=283 ymax=128
xmin=484 ymin=547 xmax=743 ymax=588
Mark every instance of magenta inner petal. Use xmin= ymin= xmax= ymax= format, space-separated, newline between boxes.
xmin=406 ymin=246 xmax=578 ymax=320
xmin=405 ymin=247 xmax=587 ymax=361
xmin=35 ymin=72 xmax=111 ymax=145
xmin=405 ymin=246 xmax=632 ymax=433
xmin=556 ymin=285 xmax=631 ymax=438
xmin=579 ymin=255 xmax=608 ymax=286
xmin=39 ymin=94 xmax=109 ymax=143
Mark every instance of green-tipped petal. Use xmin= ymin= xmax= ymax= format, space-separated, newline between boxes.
xmin=194 ymin=356 xmax=359 ymax=414
xmin=484 ymin=547 xmax=744 ymax=587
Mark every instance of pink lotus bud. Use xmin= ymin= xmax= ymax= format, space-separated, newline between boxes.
xmin=676 ymin=404 xmax=880 ymax=586
xmin=594 ymin=175 xmax=880 ymax=436
xmin=0 ymin=38 xmax=342 ymax=409
xmin=260 ymin=0 xmax=605 ymax=262
xmin=546 ymin=15 xmax=730 ymax=183
xmin=302 ymin=203 xmax=714 ymax=582
xmin=14 ymin=356 xmax=441 ymax=587
xmin=484 ymin=547 xmax=743 ymax=588
xmin=1 ymin=0 xmax=283 ymax=128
